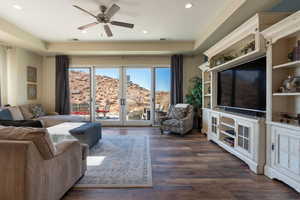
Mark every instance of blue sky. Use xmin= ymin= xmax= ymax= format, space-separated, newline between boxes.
xmin=70 ymin=68 xmax=171 ymax=92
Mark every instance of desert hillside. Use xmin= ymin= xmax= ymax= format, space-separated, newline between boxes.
xmin=69 ymin=71 xmax=170 ymax=116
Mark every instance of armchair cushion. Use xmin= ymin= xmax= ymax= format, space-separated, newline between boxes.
xmin=163 ymin=119 xmax=181 ymax=127
xmin=0 ymin=126 xmax=56 ymax=160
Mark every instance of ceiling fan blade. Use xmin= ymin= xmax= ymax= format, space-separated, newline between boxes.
xmin=78 ymin=22 xmax=99 ymax=30
xmin=105 ymin=4 xmax=120 ymax=19
xmin=73 ymin=5 xmax=97 ymax=18
xmin=111 ymin=21 xmax=134 ymax=29
xmin=104 ymin=24 xmax=113 ymax=37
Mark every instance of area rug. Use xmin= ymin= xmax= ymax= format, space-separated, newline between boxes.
xmin=74 ymin=135 xmax=152 ymax=188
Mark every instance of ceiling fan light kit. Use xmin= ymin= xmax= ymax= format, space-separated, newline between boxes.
xmin=73 ymin=4 xmax=134 ymax=37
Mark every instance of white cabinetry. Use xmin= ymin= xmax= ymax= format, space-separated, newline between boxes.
xmin=202 ymin=108 xmax=210 ymax=134
xmin=208 ymin=111 xmax=219 ymax=142
xmin=266 ymin=123 xmax=300 ymax=192
xmin=262 ymin=11 xmax=300 ymax=192
xmin=206 ymin=109 xmax=266 ymax=174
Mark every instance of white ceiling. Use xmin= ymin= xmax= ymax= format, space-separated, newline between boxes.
xmin=0 ymin=0 xmax=232 ymax=42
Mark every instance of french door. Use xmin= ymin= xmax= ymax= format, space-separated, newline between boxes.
xmin=69 ymin=66 xmax=170 ymax=126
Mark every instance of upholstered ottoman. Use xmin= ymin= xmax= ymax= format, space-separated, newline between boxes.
xmin=48 ymin=122 xmax=102 ymax=148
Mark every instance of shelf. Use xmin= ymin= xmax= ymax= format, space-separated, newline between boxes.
xmin=220 ymin=122 xmax=235 ymax=129
xmin=204 ymin=94 xmax=212 ymax=97
xmin=204 ymin=81 xmax=211 ymax=84
xmin=208 ymin=50 xmax=265 ymax=72
xmin=273 ymin=93 xmax=300 ymax=96
xmin=219 ymin=140 xmax=235 ymax=148
xmin=273 ymin=60 xmax=300 ymax=69
xmin=220 ymin=130 xmax=236 ymax=139
xmin=268 ymin=121 xmax=300 ymax=131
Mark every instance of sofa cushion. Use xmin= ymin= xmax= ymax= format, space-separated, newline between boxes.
xmin=0 ymin=120 xmax=43 ymax=128
xmin=8 ymin=106 xmax=24 ymax=120
xmin=19 ymin=104 xmax=35 ymax=119
xmin=0 ymin=109 xmax=13 ymax=120
xmin=0 ymin=126 xmax=56 ymax=159
xmin=38 ymin=115 xmax=84 ymax=128
xmin=31 ymin=104 xmax=46 ymax=118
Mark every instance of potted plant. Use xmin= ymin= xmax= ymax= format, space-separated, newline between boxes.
xmin=185 ymin=76 xmax=202 ymax=129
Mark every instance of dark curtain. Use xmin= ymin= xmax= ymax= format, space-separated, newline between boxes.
xmin=55 ymin=55 xmax=70 ymax=115
xmin=171 ymin=55 xmax=183 ymax=104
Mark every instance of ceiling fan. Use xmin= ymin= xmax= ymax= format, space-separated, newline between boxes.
xmin=73 ymin=4 xmax=134 ymax=37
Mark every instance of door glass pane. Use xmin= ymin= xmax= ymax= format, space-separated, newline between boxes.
xmin=238 ymin=136 xmax=243 ymax=147
xmin=238 ymin=125 xmax=243 ymax=136
xmin=154 ymin=67 xmax=171 ymax=124
xmin=244 ymin=139 xmax=249 ymax=151
xmin=69 ymin=68 xmax=91 ymax=121
xmin=126 ymin=68 xmax=151 ymax=121
xmin=94 ymin=68 xmax=120 ymax=121
xmin=244 ymin=127 xmax=249 ymax=138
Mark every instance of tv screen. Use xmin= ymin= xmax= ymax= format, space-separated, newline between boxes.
xmin=217 ymin=57 xmax=266 ymax=112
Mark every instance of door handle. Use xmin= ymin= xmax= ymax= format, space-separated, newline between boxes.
xmin=120 ymin=99 xmax=126 ymax=105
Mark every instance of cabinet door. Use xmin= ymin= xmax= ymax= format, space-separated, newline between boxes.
xmin=202 ymin=109 xmax=210 ymax=134
xmin=210 ymin=115 xmax=219 ymax=135
xmin=236 ymin=122 xmax=252 ymax=156
xmin=210 ymin=114 xmax=219 ymax=136
xmin=272 ymin=127 xmax=300 ymax=177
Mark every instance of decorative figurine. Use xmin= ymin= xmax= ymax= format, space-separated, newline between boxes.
xmin=280 ymin=75 xmax=300 ymax=93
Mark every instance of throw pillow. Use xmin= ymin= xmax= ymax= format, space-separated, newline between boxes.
xmin=0 ymin=109 xmax=13 ymax=120
xmin=19 ymin=104 xmax=35 ymax=119
xmin=31 ymin=104 xmax=46 ymax=118
xmin=0 ymin=126 xmax=56 ymax=160
xmin=8 ymin=106 xmax=24 ymax=120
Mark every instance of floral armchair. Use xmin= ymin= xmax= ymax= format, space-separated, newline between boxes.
xmin=159 ymin=104 xmax=194 ymax=135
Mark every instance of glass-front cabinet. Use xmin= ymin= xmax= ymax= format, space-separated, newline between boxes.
xmin=209 ymin=113 xmax=219 ymax=138
xmin=236 ymin=122 xmax=252 ymax=156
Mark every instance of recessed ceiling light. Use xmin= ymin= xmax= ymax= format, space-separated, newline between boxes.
xmin=13 ymin=4 xmax=23 ymax=10
xmin=142 ymin=30 xmax=148 ymax=34
xmin=185 ymin=3 xmax=193 ymax=9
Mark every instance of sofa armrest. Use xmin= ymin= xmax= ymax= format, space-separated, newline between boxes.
xmin=46 ymin=112 xmax=59 ymax=116
xmin=55 ymin=140 xmax=81 ymax=157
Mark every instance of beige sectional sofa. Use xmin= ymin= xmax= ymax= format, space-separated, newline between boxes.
xmin=0 ymin=125 xmax=87 ymax=200
xmin=9 ymin=104 xmax=84 ymax=127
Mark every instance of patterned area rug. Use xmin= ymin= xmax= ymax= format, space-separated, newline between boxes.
xmin=74 ymin=135 xmax=152 ymax=188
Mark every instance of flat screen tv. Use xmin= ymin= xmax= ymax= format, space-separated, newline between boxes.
xmin=217 ymin=57 xmax=266 ymax=113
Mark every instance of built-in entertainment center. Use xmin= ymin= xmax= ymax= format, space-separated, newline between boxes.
xmin=200 ymin=12 xmax=300 ymax=192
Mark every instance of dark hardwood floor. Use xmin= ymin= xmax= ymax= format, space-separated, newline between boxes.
xmin=63 ymin=127 xmax=300 ymax=200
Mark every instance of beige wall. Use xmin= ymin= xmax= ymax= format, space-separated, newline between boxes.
xmin=0 ymin=46 xmax=8 ymax=105
xmin=41 ymin=54 xmax=204 ymax=111
xmin=41 ymin=56 xmax=55 ymax=112
xmin=183 ymin=54 xmax=204 ymax=99
xmin=5 ymin=47 xmax=43 ymax=106
xmin=70 ymin=55 xmax=171 ymax=67
xmin=41 ymin=55 xmax=171 ymax=112
xmin=3 ymin=53 xmax=202 ymax=110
